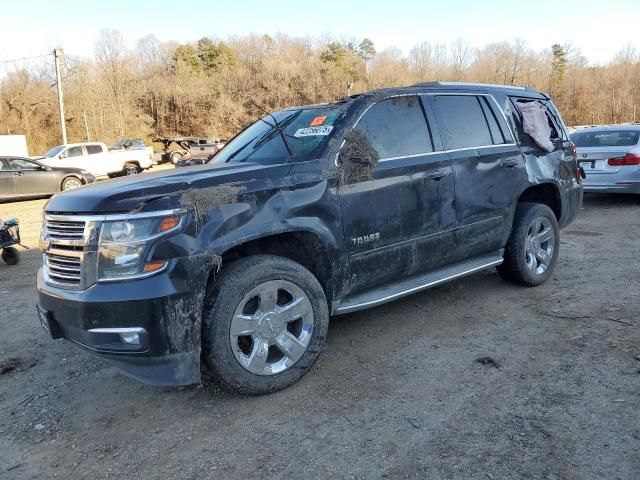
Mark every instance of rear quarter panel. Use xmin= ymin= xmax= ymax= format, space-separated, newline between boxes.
xmin=497 ymin=93 xmax=583 ymax=228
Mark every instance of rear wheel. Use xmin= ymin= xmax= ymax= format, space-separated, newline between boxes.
xmin=202 ymin=255 xmax=329 ymax=394
xmin=2 ymin=247 xmax=19 ymax=265
xmin=61 ymin=176 xmax=83 ymax=191
xmin=123 ymin=163 xmax=140 ymax=176
xmin=170 ymin=152 xmax=183 ymax=165
xmin=497 ymin=202 xmax=559 ymax=286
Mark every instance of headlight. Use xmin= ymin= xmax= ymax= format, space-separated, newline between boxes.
xmin=97 ymin=214 xmax=181 ymax=281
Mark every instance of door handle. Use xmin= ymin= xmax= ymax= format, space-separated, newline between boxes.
xmin=500 ymin=159 xmax=519 ymax=168
xmin=423 ymin=170 xmax=448 ymax=181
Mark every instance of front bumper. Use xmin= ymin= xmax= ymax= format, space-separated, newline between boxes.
xmin=36 ymin=258 xmax=209 ymax=386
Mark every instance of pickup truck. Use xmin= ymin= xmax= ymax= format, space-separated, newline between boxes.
xmin=37 ymin=142 xmax=153 ymax=178
xmin=155 ymin=137 xmax=226 ymax=165
xmin=37 ymin=82 xmax=583 ymax=395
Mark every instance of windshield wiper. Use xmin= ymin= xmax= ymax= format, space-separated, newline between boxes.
xmin=248 ymin=99 xmax=294 ymax=157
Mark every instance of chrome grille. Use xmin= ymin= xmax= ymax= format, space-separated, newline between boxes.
xmin=45 ymin=252 xmax=82 ymax=285
xmin=42 ymin=215 xmax=91 ymax=289
xmin=44 ymin=219 xmax=86 ymax=241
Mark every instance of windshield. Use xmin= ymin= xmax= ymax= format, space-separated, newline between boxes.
xmin=571 ymin=130 xmax=640 ymax=148
xmin=212 ymin=105 xmax=346 ymax=165
xmin=43 ymin=145 xmax=65 ymax=158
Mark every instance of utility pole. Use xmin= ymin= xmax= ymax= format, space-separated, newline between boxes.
xmin=83 ymin=112 xmax=90 ymax=141
xmin=53 ymin=48 xmax=67 ymax=144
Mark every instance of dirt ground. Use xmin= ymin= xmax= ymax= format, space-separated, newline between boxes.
xmin=1 ymin=193 xmax=639 ymax=480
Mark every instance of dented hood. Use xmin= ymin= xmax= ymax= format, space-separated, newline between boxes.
xmin=45 ymin=162 xmax=291 ymax=213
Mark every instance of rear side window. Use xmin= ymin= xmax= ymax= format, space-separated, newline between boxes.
xmin=431 ymin=95 xmax=493 ymax=150
xmin=355 ymin=96 xmax=432 ymax=158
xmin=86 ymin=145 xmax=102 ymax=155
xmin=509 ymin=97 xmax=565 ymax=150
xmin=570 ymin=130 xmax=640 ymax=148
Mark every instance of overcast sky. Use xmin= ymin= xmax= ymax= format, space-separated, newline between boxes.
xmin=2 ymin=0 xmax=639 ymax=67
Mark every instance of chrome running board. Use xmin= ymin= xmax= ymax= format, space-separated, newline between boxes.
xmin=333 ymin=250 xmax=504 ymax=315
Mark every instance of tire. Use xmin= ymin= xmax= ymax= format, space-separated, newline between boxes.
xmin=202 ymin=255 xmax=329 ymax=395
xmin=123 ymin=163 xmax=140 ymax=176
xmin=2 ymin=247 xmax=19 ymax=265
xmin=170 ymin=152 xmax=182 ymax=165
xmin=61 ymin=176 xmax=83 ymax=191
xmin=497 ymin=202 xmax=560 ymax=286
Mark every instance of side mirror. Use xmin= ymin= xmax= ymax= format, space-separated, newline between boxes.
xmin=338 ymin=131 xmax=379 ymax=168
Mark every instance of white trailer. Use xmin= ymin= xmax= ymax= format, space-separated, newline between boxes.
xmin=0 ymin=135 xmax=29 ymax=156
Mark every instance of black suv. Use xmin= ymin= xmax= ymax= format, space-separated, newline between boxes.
xmin=37 ymin=82 xmax=583 ymax=394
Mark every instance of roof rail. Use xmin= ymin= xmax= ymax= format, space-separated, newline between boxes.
xmin=414 ymin=81 xmax=528 ymax=91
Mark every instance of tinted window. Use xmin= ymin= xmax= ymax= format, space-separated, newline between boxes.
xmin=0 ymin=159 xmax=9 ymax=171
xmin=479 ymin=97 xmax=505 ymax=144
xmin=432 ymin=95 xmax=493 ymax=150
xmin=570 ymin=130 xmax=640 ymax=148
xmin=8 ymin=158 xmax=40 ymax=170
xmin=86 ymin=145 xmax=103 ymax=155
xmin=354 ymin=96 xmax=432 ymax=158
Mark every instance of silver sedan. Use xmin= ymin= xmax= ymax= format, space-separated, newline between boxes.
xmin=571 ymin=125 xmax=640 ymax=194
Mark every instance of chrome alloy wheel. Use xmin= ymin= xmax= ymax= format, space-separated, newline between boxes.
xmin=125 ymin=166 xmax=138 ymax=175
xmin=229 ymin=280 xmax=314 ymax=375
xmin=63 ymin=178 xmax=83 ymax=190
xmin=525 ymin=216 xmax=555 ymax=275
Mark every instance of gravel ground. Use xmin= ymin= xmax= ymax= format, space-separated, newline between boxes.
xmin=0 ymin=193 xmax=639 ymax=480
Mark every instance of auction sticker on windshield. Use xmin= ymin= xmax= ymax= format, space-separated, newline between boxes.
xmin=294 ymin=126 xmax=334 ymax=137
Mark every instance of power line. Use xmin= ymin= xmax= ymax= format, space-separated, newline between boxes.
xmin=0 ymin=53 xmax=51 ymax=64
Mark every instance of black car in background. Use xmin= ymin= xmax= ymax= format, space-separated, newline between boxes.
xmin=0 ymin=156 xmax=95 ymax=202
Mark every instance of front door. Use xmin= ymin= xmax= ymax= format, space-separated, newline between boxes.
xmin=0 ymin=159 xmax=16 ymax=199
xmin=338 ymin=95 xmax=456 ymax=297
xmin=9 ymin=157 xmax=58 ymax=196
xmin=58 ymin=145 xmax=86 ymax=170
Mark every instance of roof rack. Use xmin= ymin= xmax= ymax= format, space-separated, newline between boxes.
xmin=414 ymin=81 xmax=528 ymax=91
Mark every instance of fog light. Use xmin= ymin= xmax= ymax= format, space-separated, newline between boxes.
xmin=119 ymin=332 xmax=141 ymax=345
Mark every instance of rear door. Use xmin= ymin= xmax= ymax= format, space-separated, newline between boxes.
xmin=0 ymin=159 xmax=16 ymax=199
xmin=85 ymin=144 xmax=112 ymax=176
xmin=426 ymin=93 xmax=527 ymax=260
xmin=9 ymin=157 xmax=58 ymax=195
xmin=339 ymin=95 xmax=456 ymax=295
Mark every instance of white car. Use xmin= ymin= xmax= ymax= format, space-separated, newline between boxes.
xmin=37 ymin=142 xmax=153 ymax=178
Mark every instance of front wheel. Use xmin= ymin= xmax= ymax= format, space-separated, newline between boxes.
xmin=2 ymin=247 xmax=19 ymax=265
xmin=497 ymin=202 xmax=560 ymax=286
xmin=202 ymin=255 xmax=329 ymax=394
xmin=61 ymin=176 xmax=83 ymax=191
